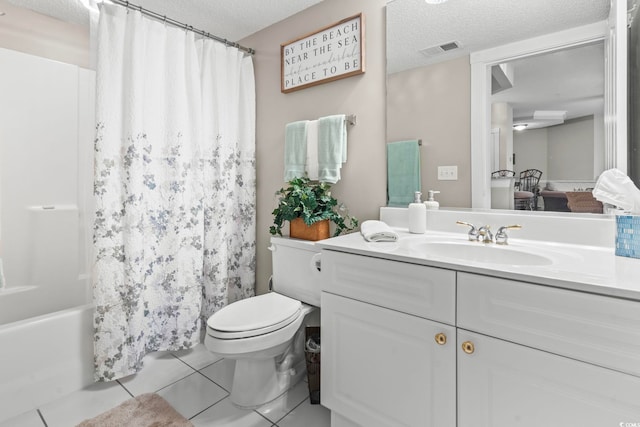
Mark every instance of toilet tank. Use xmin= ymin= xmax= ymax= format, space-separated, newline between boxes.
xmin=270 ymin=237 xmax=322 ymax=307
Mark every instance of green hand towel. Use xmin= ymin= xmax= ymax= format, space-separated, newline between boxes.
xmin=387 ymin=140 xmax=421 ymax=207
xmin=284 ymin=120 xmax=309 ymax=181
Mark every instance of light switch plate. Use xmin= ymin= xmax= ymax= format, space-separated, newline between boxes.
xmin=438 ymin=165 xmax=458 ymax=180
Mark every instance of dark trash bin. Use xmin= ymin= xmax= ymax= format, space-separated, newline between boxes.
xmin=304 ymin=326 xmax=321 ymax=404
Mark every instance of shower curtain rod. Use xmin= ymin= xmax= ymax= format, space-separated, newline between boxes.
xmin=107 ymin=0 xmax=256 ymax=55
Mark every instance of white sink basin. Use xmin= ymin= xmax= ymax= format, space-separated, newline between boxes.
xmin=409 ymin=241 xmax=554 ymax=266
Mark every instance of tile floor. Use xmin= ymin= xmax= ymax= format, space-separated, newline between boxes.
xmin=1 ymin=345 xmax=330 ymax=427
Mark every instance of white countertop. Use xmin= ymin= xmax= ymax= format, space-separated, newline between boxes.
xmin=317 ymin=228 xmax=640 ymax=301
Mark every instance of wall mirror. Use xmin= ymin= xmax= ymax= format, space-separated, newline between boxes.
xmin=492 ymin=41 xmax=604 ymax=191
xmin=386 ymin=0 xmax=626 ymax=214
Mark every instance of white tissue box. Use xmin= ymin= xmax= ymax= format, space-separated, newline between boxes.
xmin=616 ymin=215 xmax=640 ymax=259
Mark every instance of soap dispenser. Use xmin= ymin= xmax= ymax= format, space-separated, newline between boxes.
xmin=424 ymin=190 xmax=440 ymax=210
xmin=408 ymin=191 xmax=426 ymax=234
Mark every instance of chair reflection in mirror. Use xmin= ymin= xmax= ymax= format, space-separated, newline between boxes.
xmin=490 ymin=170 xmax=516 ymax=210
xmin=514 ymin=169 xmax=542 ymax=210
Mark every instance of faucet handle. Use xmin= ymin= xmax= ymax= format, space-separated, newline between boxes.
xmin=456 ymin=221 xmax=479 ymax=241
xmin=495 ymin=224 xmax=522 ymax=245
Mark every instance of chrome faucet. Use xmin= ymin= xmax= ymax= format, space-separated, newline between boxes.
xmin=495 ymin=224 xmax=522 ymax=245
xmin=478 ymin=225 xmax=494 ymax=243
xmin=456 ymin=221 xmax=479 ymax=241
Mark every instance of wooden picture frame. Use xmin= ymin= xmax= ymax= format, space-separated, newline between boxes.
xmin=281 ymin=13 xmax=365 ymax=93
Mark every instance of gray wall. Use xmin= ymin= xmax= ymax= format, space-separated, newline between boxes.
xmin=386 ymin=56 xmax=471 ymax=208
xmin=513 ymin=127 xmax=548 ymax=177
xmin=547 ymin=116 xmax=595 ymax=180
xmin=513 ymin=116 xmax=595 ymax=182
xmin=241 ymin=0 xmax=387 ymax=294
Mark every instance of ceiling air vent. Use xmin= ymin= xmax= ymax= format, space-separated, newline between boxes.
xmin=419 ymin=41 xmax=461 ymax=57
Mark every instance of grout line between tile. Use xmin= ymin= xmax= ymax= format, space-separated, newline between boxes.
xmin=170 ymin=352 xmax=196 ymax=369
xmin=116 ymin=379 xmax=135 ymax=398
xmin=197 ymin=357 xmax=226 ymax=370
xmin=151 ymin=370 xmax=200 ymax=393
xmin=255 ymin=408 xmax=276 ymax=425
xmin=197 ymin=359 xmax=232 ymax=392
xmin=187 ymin=394 xmax=229 ymax=420
xmin=275 ymin=396 xmax=310 ymax=424
xmin=193 ymin=369 xmax=228 ymax=387
xmin=185 ymin=370 xmax=231 ymax=396
xmin=36 ymin=409 xmax=48 ymax=427
xmin=117 ymin=362 xmax=198 ymax=396
xmin=187 ymin=370 xmax=233 ymax=394
xmin=171 ymin=351 xmax=218 ymax=372
xmin=194 ymin=360 xmax=217 ymax=371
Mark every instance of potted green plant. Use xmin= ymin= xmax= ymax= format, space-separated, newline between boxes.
xmin=270 ymin=176 xmax=358 ymax=240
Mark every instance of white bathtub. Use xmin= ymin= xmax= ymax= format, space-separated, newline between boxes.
xmin=0 ymin=304 xmax=95 ymax=422
xmin=0 ymin=280 xmax=88 ymax=325
xmin=0 ymin=47 xmax=97 ymax=422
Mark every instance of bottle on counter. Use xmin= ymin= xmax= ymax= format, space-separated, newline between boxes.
xmin=424 ymin=190 xmax=440 ymax=210
xmin=408 ymin=191 xmax=426 ymax=234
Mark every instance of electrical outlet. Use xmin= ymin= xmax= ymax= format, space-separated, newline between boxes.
xmin=438 ymin=166 xmax=458 ymax=180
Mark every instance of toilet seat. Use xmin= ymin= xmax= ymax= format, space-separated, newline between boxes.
xmin=207 ymin=292 xmax=302 ymax=339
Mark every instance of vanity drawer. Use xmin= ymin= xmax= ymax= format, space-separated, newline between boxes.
xmin=321 ymin=250 xmax=456 ymax=325
xmin=458 ymin=272 xmax=640 ymax=377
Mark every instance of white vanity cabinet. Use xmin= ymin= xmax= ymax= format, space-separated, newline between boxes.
xmin=321 ymin=249 xmax=640 ymax=427
xmin=321 ymin=251 xmax=456 ymax=427
xmin=457 ymin=330 xmax=640 ymax=427
xmin=457 ymin=272 xmax=640 ymax=426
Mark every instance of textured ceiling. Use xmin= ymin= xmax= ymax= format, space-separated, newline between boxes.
xmin=1 ymin=0 xmax=324 ymax=43
xmin=2 ymin=0 xmax=611 ymax=68
xmin=387 ymin=0 xmax=611 ymax=74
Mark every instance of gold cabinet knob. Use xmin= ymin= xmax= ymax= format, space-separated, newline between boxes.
xmin=462 ymin=341 xmax=475 ymax=354
xmin=434 ymin=333 xmax=447 ymax=345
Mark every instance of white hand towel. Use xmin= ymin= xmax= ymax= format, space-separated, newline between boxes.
xmin=360 ymin=220 xmax=399 ymax=242
xmin=306 ymin=120 xmax=319 ymax=180
xmin=318 ymin=114 xmax=347 ymax=184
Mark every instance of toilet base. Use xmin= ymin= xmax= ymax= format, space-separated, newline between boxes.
xmin=230 ymin=357 xmax=306 ymax=409
xmin=229 ymin=327 xmax=307 ymax=409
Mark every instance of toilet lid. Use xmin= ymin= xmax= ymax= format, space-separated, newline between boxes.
xmin=207 ymin=292 xmax=302 ymax=338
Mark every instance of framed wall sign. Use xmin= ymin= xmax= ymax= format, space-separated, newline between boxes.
xmin=281 ymin=13 xmax=365 ymax=93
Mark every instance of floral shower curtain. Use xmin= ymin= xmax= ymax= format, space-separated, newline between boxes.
xmin=93 ymin=4 xmax=255 ymax=381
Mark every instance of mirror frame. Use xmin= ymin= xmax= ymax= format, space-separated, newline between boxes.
xmin=470 ymin=18 xmax=627 ymax=208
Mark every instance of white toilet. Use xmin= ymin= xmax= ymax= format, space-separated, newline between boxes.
xmin=205 ymin=237 xmax=322 ymax=408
